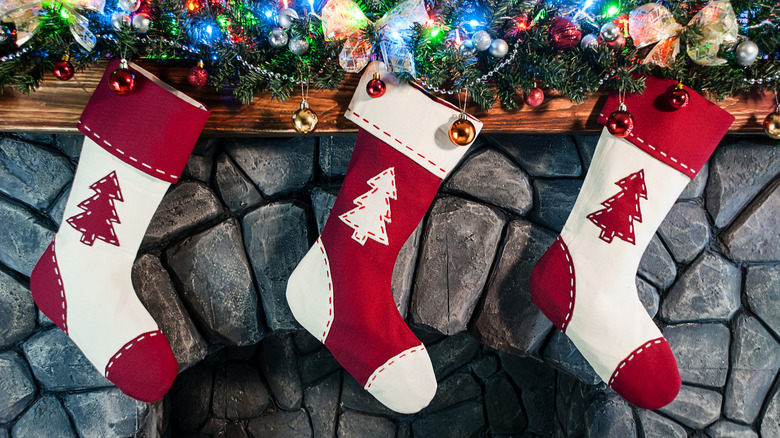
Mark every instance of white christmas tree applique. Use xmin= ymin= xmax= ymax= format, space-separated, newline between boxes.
xmin=587 ymin=169 xmax=647 ymax=245
xmin=339 ymin=167 xmax=397 ymax=246
xmin=66 ymin=171 xmax=124 ymax=246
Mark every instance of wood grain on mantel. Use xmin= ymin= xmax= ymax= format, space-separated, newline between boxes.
xmin=0 ymin=61 xmax=776 ymax=136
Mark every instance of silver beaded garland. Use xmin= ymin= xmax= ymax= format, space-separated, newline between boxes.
xmin=488 ymin=38 xmax=508 ymax=58
xmin=131 ymin=13 xmax=151 ymax=34
xmin=288 ymin=36 xmax=309 ymax=55
xmin=581 ymin=33 xmax=598 ymax=50
xmin=599 ymin=22 xmax=620 ymax=43
xmin=269 ymin=28 xmax=288 ymax=48
xmin=278 ymin=8 xmax=298 ymax=29
xmin=118 ymin=0 xmax=141 ymax=13
xmin=459 ymin=39 xmax=476 ymax=57
xmin=111 ymin=12 xmax=131 ymax=31
xmin=735 ymin=40 xmax=759 ymax=67
xmin=472 ymin=30 xmax=492 ymax=51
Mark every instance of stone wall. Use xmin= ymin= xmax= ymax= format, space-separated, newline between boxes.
xmin=0 ymin=132 xmax=778 ymax=437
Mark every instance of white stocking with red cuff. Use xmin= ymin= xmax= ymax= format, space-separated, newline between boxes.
xmin=287 ymin=61 xmax=482 ymax=414
xmin=530 ymin=76 xmax=734 ymax=410
xmin=31 ymin=60 xmax=210 ymax=402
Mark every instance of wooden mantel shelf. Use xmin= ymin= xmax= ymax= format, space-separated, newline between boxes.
xmin=0 ymin=61 xmax=776 ymax=136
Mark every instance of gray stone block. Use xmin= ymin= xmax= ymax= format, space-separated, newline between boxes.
xmin=0 ymin=270 xmax=35 ymax=348
xmin=132 ymin=254 xmax=208 ymax=371
xmin=183 ymin=138 xmax=220 ymax=183
xmin=662 ymin=323 xmax=730 ymax=387
xmin=584 ymin=393 xmax=636 ymax=438
xmin=443 ymin=149 xmax=534 ymax=216
xmin=392 ymin=223 xmax=422 ymax=319
xmin=706 ymin=420 xmax=759 ymax=438
xmin=47 ymin=185 xmax=70 ymax=226
xmin=246 ymin=410 xmax=313 ymax=438
xmin=636 ymin=410 xmax=686 ymax=438
xmin=722 ymin=181 xmax=780 ymax=262
xmin=705 ymin=141 xmax=780 ymax=228
xmin=0 ymin=197 xmax=54 ymax=276
xmin=573 ymin=135 xmax=599 ymax=172
xmin=167 ymin=219 xmax=263 ymax=346
xmin=427 ymin=332 xmax=480 ymax=378
xmin=485 ymin=372 xmax=527 ymax=434
xmin=214 ymin=152 xmax=263 ymax=213
xmin=0 ymin=350 xmax=36 ymax=422
xmin=724 ymin=313 xmax=780 ymax=424
xmin=762 ymin=384 xmax=780 ymax=438
xmin=310 ymin=186 xmax=338 ymax=234
xmin=530 ymin=179 xmax=583 ymax=231
xmin=638 ymin=235 xmax=677 ymax=290
xmin=658 ymin=385 xmax=721 ymax=429
xmin=636 ymin=276 xmax=659 ymax=318
xmin=212 ymin=362 xmax=271 ymax=420
xmin=678 ymin=162 xmax=708 ymax=200
xmin=337 ymin=410 xmax=396 ymax=438
xmin=0 ymin=137 xmax=73 ymax=209
xmin=11 ymin=395 xmax=76 ymax=438
xmin=340 ymin=372 xmax=397 ymax=417
xmin=319 ymin=136 xmax=355 ymax=179
xmin=657 ymin=201 xmax=710 ymax=263
xmin=411 ymin=196 xmax=505 ymax=335
xmin=257 ymin=335 xmax=303 ymax=411
xmin=661 ymin=252 xmax=740 ymax=322
xmin=542 ymin=329 xmax=601 ymax=385
xmin=55 ymin=134 xmax=83 ymax=161
xmin=299 ymin=348 xmax=340 ymax=385
xmin=199 ymin=418 xmax=247 ymax=437
xmin=63 ymin=388 xmax=157 ymax=438
xmin=243 ymin=202 xmax=309 ymax=332
xmin=144 ymin=181 xmax=223 ymax=245
xmin=22 ymin=328 xmax=110 ymax=391
xmin=226 ymin=137 xmax=315 ymax=198
xmin=304 ymin=372 xmax=340 ymax=438
xmin=487 ymin=134 xmax=582 ymax=177
xmin=746 ymin=264 xmax=780 ymax=338
xmin=472 ymin=219 xmax=556 ymax=356
xmin=171 ymin=364 xmax=213 ymax=433
xmin=412 ymin=400 xmax=485 ymax=438
xmin=423 ymin=372 xmax=481 ymax=414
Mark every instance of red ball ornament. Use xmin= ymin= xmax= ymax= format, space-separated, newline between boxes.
xmin=668 ymin=84 xmax=690 ymax=110
xmin=52 ymin=58 xmax=74 ymax=81
xmin=109 ymin=59 xmax=137 ymax=96
xmin=187 ymin=60 xmax=208 ymax=87
xmin=549 ymin=17 xmax=582 ymax=50
xmin=607 ymin=106 xmax=634 ymax=138
xmin=366 ymin=72 xmax=386 ymax=98
xmin=524 ymin=87 xmax=545 ymax=108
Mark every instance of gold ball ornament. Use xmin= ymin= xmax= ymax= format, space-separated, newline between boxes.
xmin=449 ymin=115 xmax=476 ymax=146
xmin=292 ymin=103 xmax=318 ymax=134
xmin=764 ymin=112 xmax=780 ymax=140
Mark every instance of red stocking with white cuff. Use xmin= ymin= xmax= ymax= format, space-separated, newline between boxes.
xmin=530 ymin=76 xmax=734 ymax=409
xmin=286 ymin=61 xmax=482 ymax=414
xmin=31 ymin=60 xmax=210 ymax=402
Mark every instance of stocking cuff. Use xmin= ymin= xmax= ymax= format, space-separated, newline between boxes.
xmin=597 ymin=76 xmax=734 ymax=179
xmin=345 ymin=62 xmax=482 ymax=179
xmin=77 ymin=60 xmax=210 ymax=183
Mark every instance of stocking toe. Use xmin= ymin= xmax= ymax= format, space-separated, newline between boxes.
xmin=608 ymin=337 xmax=681 ymax=410
xmin=104 ymin=330 xmax=178 ymax=402
xmin=364 ymin=344 xmax=437 ymax=414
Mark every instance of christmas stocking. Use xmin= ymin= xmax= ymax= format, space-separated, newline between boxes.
xmin=30 ymin=60 xmax=210 ymax=402
xmin=530 ymin=76 xmax=734 ymax=409
xmin=286 ymin=62 xmax=481 ymax=414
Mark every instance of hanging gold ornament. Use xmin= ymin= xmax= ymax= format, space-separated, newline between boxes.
xmin=764 ymin=112 xmax=780 ymax=140
xmin=449 ymin=114 xmax=476 ymax=146
xmin=292 ymin=101 xmax=318 ymax=134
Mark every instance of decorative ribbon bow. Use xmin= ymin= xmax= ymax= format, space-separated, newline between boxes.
xmin=629 ymin=1 xmax=738 ymax=67
xmin=321 ymin=0 xmax=428 ymax=76
xmin=0 ymin=0 xmax=105 ymax=51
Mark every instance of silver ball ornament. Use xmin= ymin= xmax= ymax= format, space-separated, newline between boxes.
xmin=288 ymin=36 xmax=309 ymax=55
xmin=269 ymin=28 xmax=288 ymax=48
xmin=472 ymin=30 xmax=492 ymax=51
xmin=278 ymin=8 xmax=298 ymax=29
xmin=117 ymin=0 xmax=140 ymax=13
xmin=581 ymin=33 xmax=598 ymax=50
xmin=111 ymin=12 xmax=131 ymax=30
xmin=131 ymin=13 xmax=151 ymax=34
xmin=459 ymin=39 xmax=476 ymax=57
xmin=735 ymin=40 xmax=759 ymax=67
xmin=488 ymin=38 xmax=508 ymax=57
xmin=599 ymin=22 xmax=620 ymax=43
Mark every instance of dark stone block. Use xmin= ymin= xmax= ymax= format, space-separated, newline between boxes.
xmin=0 ymin=197 xmax=55 ymax=276
xmin=14 ymin=133 xmax=56 ymax=145
xmin=246 ymin=410 xmax=313 ymax=438
xmin=22 ymin=328 xmax=110 ymax=391
xmin=242 ymin=202 xmax=309 ymax=332
xmin=502 ymin=353 xmax=556 ymax=437
xmin=257 ymin=335 xmax=303 ymax=411
xmin=304 ymin=372 xmax=340 ymax=438
xmin=299 ymin=348 xmax=341 ymax=385
xmin=63 ymin=388 xmax=156 ymax=438
xmin=0 ymin=137 xmax=72 ymax=210
xmin=183 ymin=138 xmax=220 ymax=183
xmin=658 ymin=385 xmax=722 ymax=429
xmin=500 ymin=352 xmax=555 ymax=389
xmin=472 ymin=219 xmax=556 ymax=356
xmin=310 ymin=186 xmax=338 ymax=235
xmin=636 ymin=410 xmax=686 ymax=438
xmin=636 ymin=277 xmax=659 ymax=318
xmin=706 ymin=420 xmax=759 ymax=438
xmin=144 ymin=181 xmax=223 ymax=245
xmin=471 ymin=354 xmax=499 ymax=380
xmin=47 ymin=185 xmax=70 ymax=226
xmin=0 ymin=350 xmax=36 ymax=422
xmin=55 ymin=134 xmax=83 ymax=161
xmin=167 ymin=219 xmax=263 ymax=346
xmin=341 ymin=372 xmax=396 ymax=417
xmin=487 ymin=135 xmax=582 ymax=177
xmin=412 ymin=400 xmax=485 ymax=438
xmin=225 ymin=138 xmax=315 ymax=198
xmin=542 ymin=330 xmax=600 ymax=385
xmin=212 ymin=362 xmax=271 ymax=420
xmin=336 ymin=410 xmax=396 ymax=438
xmin=0 ymin=269 xmax=35 ymax=348
xmin=423 ymin=372 xmax=481 ymax=414
xmin=722 ymin=181 xmax=780 ymax=262
xmin=746 ymin=264 xmax=780 ymax=338
xmin=443 ymin=149 xmax=534 ymax=216
xmin=171 ymin=364 xmax=214 ymax=433
xmin=657 ymin=201 xmax=710 ymax=263
xmin=662 ymin=323 xmax=730 ymax=387
xmin=132 ymin=254 xmax=208 ymax=371
xmin=427 ymin=332 xmax=480 ymax=378
xmin=11 ymin=395 xmax=76 ymax=438
xmin=392 ymin=223 xmax=422 ymax=319
xmin=319 ymin=136 xmax=355 ymax=179
xmin=637 ymin=235 xmax=676 ymax=290
xmin=584 ymin=393 xmax=637 ymax=438
xmin=573 ymin=135 xmax=599 ymax=172
xmin=485 ymin=373 xmax=527 ymax=434
xmin=411 ymin=196 xmax=506 ymax=335
xmin=661 ymin=252 xmax=740 ymax=323
xmin=724 ymin=314 xmax=780 ymax=424
xmin=529 ymin=179 xmax=583 ymax=231
xmin=293 ymin=330 xmax=322 ymax=355
xmin=678 ymin=162 xmax=708 ymax=200
xmin=214 ymin=153 xmax=263 ymax=214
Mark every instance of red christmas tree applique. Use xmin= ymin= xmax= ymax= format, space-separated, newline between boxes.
xmin=339 ymin=167 xmax=397 ymax=246
xmin=67 ymin=171 xmax=124 ymax=246
xmin=587 ymin=170 xmax=647 ymax=245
